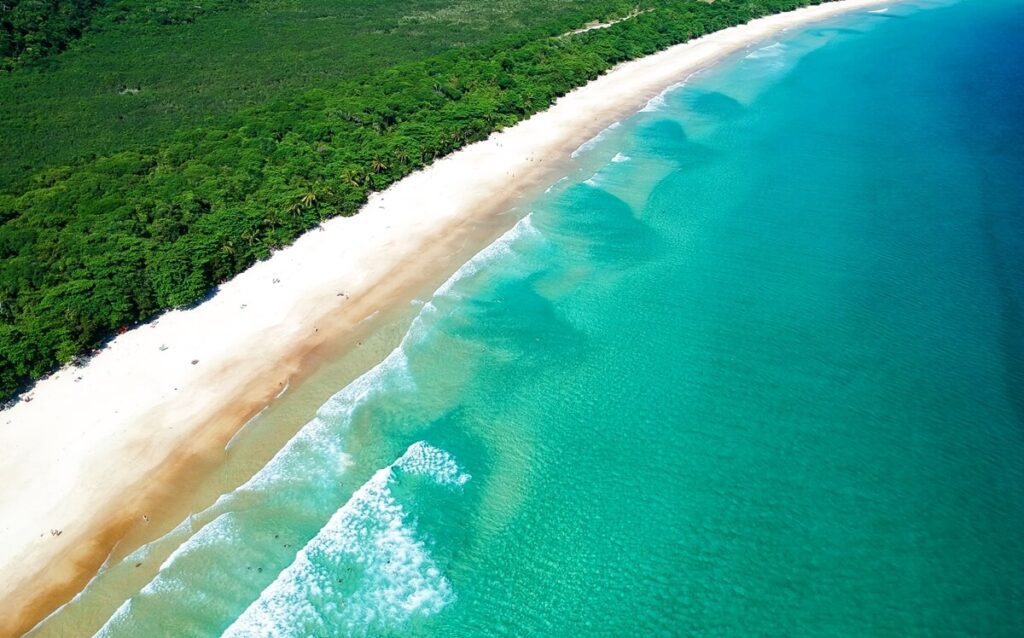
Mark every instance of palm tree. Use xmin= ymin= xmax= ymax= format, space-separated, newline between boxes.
xmin=371 ymin=157 xmax=388 ymax=174
xmin=342 ymin=169 xmax=361 ymax=187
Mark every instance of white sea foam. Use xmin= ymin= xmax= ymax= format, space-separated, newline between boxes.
xmin=544 ymin=176 xmax=569 ymax=194
xmin=92 ymin=214 xmax=534 ymax=635
xmin=95 ymin=514 xmax=238 ymax=635
xmin=62 ymin=509 xmax=211 ymax=637
xmin=156 ymin=512 xmax=244 ymax=574
xmin=92 ymin=352 xmax=420 ymax=634
xmin=97 ymin=444 xmax=468 ymax=638
xmin=238 ymin=344 xmax=413 ymax=494
xmin=639 ymin=74 xmax=694 ymax=112
xmin=868 ymin=7 xmax=889 ymax=12
xmin=611 ymin=152 xmax=631 ymax=163
xmin=432 ymin=212 xmax=540 ymax=300
xmin=570 ymin=121 xmax=621 ymax=159
xmin=96 ymin=509 xmax=286 ymax=636
xmin=745 ymin=41 xmax=786 ymax=59
xmin=96 ymin=599 xmax=133 ymax=636
xmin=22 ymin=535 xmax=131 ymax=634
xmin=225 ymin=405 xmax=269 ymax=451
xmin=395 ymin=441 xmax=470 ymax=487
xmin=222 ymin=442 xmax=468 ymax=638
xmin=640 ymin=93 xmax=667 ymax=112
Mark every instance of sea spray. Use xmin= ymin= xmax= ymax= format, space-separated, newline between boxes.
xmin=638 ymin=74 xmax=697 ymax=113
xmin=89 ymin=212 xmax=545 ymax=637
xmin=431 ymin=213 xmax=540 ymax=300
xmin=569 ymin=122 xmax=621 ymax=159
xmin=744 ymin=41 xmax=786 ymax=59
xmin=222 ymin=442 xmax=469 ymax=638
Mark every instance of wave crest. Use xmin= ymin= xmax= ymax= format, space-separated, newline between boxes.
xmin=223 ymin=442 xmax=469 ymax=638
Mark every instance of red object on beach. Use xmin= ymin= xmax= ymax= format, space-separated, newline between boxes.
xmin=116 ymin=326 xmax=128 ymax=334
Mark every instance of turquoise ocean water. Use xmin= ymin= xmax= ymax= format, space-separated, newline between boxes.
xmin=38 ymin=1 xmax=1024 ymax=635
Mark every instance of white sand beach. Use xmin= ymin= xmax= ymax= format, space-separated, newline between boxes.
xmin=0 ymin=0 xmax=892 ymax=633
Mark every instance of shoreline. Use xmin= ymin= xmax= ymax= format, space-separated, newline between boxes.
xmin=0 ymin=0 xmax=894 ymax=634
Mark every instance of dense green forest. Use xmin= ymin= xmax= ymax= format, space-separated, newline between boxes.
xmin=1 ymin=0 xmax=248 ymax=71
xmin=0 ymin=0 xmax=637 ymax=189
xmin=1 ymin=0 xmax=104 ymax=69
xmin=0 ymin=0 xmax=831 ymax=400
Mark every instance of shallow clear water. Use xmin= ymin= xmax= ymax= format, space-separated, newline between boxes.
xmin=40 ymin=1 xmax=1024 ymax=635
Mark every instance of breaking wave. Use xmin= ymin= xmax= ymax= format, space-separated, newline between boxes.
xmin=745 ymin=41 xmax=786 ymax=59
xmin=639 ymin=74 xmax=697 ymax=113
xmin=222 ymin=442 xmax=469 ymax=638
xmin=570 ymin=121 xmax=621 ymax=159
xmin=90 ymin=211 xmax=544 ymax=637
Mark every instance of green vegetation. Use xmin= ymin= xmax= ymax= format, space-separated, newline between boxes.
xmin=0 ymin=0 xmax=830 ymax=400
xmin=0 ymin=0 xmax=635 ymax=189
xmin=2 ymin=0 xmax=104 ymax=70
xmin=1 ymin=1 xmax=249 ymax=71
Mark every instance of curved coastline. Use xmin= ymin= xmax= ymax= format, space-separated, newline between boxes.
xmin=0 ymin=0 xmax=895 ymax=634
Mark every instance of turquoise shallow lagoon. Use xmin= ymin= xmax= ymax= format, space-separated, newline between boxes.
xmin=40 ymin=0 xmax=1024 ymax=635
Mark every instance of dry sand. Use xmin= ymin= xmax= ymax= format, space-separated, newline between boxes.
xmin=0 ymin=0 xmax=893 ymax=634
